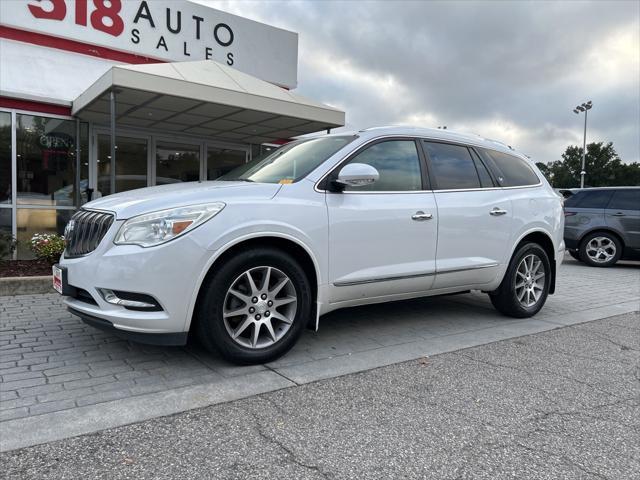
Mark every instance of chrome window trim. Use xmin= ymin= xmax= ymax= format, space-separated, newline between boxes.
xmin=333 ymin=263 xmax=499 ymax=287
xmin=314 ymin=135 xmax=542 ymax=194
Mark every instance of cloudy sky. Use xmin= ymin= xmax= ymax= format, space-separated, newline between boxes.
xmin=203 ymin=0 xmax=639 ymax=163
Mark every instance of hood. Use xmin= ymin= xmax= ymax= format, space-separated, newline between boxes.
xmin=84 ymin=181 xmax=282 ymax=219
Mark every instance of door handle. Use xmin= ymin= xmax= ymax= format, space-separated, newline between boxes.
xmin=411 ymin=211 xmax=433 ymax=221
xmin=611 ymin=212 xmax=626 ymax=217
xmin=490 ymin=207 xmax=508 ymax=216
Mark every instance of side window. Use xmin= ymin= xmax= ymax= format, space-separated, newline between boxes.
xmin=470 ymin=149 xmax=495 ymax=187
xmin=423 ymin=141 xmax=481 ymax=190
xmin=342 ymin=140 xmax=422 ymax=191
xmin=572 ymin=190 xmax=614 ymax=209
xmin=481 ymin=149 xmax=540 ymax=187
xmin=607 ymin=190 xmax=640 ymax=211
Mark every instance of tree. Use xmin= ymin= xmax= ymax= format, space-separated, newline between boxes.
xmin=536 ymin=142 xmax=640 ymax=188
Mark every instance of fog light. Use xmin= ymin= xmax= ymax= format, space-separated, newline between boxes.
xmin=98 ymin=289 xmax=162 ymax=311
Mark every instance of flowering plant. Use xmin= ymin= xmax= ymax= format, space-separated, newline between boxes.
xmin=30 ymin=233 xmax=65 ymax=264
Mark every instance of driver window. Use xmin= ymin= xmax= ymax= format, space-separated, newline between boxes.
xmin=342 ymin=140 xmax=423 ymax=191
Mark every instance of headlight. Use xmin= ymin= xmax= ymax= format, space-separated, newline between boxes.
xmin=114 ymin=202 xmax=225 ymax=247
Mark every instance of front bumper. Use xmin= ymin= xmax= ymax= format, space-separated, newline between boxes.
xmin=69 ymin=307 xmax=188 ymax=346
xmin=60 ymin=223 xmax=212 ymax=337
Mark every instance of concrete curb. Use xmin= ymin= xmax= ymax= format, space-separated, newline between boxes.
xmin=0 ymin=370 xmax=294 ymax=452
xmin=0 ymin=276 xmax=53 ymax=296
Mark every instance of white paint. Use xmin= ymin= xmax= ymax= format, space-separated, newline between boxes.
xmin=59 ymin=126 xmax=564 ymax=354
xmin=0 ymin=0 xmax=298 ymax=88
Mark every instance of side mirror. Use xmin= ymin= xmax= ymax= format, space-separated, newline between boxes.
xmin=334 ymin=163 xmax=379 ymax=188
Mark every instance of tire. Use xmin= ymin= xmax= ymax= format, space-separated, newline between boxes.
xmin=568 ymin=250 xmax=581 ymax=261
xmin=196 ymin=247 xmax=312 ymax=364
xmin=490 ymin=242 xmax=551 ymax=318
xmin=578 ymin=231 xmax=622 ymax=267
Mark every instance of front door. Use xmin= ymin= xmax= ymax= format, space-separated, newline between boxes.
xmin=326 ymin=139 xmax=438 ymax=303
xmin=421 ymin=140 xmax=512 ymax=289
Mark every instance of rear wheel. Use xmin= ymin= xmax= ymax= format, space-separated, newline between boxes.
xmin=490 ymin=243 xmax=551 ymax=318
xmin=196 ymin=248 xmax=312 ymax=364
xmin=579 ymin=232 xmax=621 ymax=267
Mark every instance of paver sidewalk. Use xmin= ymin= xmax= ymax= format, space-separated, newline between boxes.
xmin=1 ymin=256 xmax=638 ymax=450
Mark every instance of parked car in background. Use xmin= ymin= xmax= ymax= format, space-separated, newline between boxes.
xmin=54 ymin=127 xmax=564 ymax=364
xmin=564 ymin=187 xmax=640 ymax=267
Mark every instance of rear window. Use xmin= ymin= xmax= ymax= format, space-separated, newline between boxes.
xmin=481 ymin=149 xmax=540 ymax=187
xmin=564 ymin=190 xmax=614 ymax=209
xmin=607 ymin=190 xmax=640 ymax=211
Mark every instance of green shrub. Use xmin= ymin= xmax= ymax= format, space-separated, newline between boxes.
xmin=0 ymin=231 xmax=17 ymax=259
xmin=30 ymin=233 xmax=65 ymax=264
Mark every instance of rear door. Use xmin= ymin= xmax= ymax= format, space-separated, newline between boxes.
xmin=605 ymin=189 xmax=640 ymax=250
xmin=421 ymin=141 xmax=512 ymax=289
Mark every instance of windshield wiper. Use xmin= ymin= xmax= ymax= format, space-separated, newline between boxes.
xmin=218 ymin=178 xmax=254 ymax=182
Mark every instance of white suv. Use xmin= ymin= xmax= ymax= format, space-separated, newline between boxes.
xmin=55 ymin=127 xmax=564 ymax=364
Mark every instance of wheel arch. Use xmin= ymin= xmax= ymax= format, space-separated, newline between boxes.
xmin=186 ymin=234 xmax=321 ymax=333
xmin=578 ymin=227 xmax=626 ymax=250
xmin=513 ymin=230 xmax=557 ymax=294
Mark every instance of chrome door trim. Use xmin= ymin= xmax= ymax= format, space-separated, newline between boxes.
xmin=333 ymin=271 xmax=436 ymax=287
xmin=436 ymin=263 xmax=499 ymax=275
xmin=333 ymin=262 xmax=499 ymax=287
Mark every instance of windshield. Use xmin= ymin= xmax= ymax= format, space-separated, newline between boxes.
xmin=218 ymin=135 xmax=356 ymax=184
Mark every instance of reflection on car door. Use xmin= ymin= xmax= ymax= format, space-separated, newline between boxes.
xmin=326 ymin=139 xmax=438 ymax=303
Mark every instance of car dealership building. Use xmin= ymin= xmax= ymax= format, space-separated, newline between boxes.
xmin=0 ymin=0 xmax=344 ymax=258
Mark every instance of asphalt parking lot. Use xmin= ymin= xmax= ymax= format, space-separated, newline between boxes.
xmin=2 ymin=311 xmax=638 ymax=479
xmin=0 ymin=255 xmax=638 ymax=452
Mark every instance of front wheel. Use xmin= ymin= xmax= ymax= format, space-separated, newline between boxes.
xmin=490 ymin=243 xmax=551 ymax=318
xmin=196 ymin=248 xmax=312 ymax=364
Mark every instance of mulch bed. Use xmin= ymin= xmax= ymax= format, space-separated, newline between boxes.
xmin=0 ymin=260 xmax=53 ymax=278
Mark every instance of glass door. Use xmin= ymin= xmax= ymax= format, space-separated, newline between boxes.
xmin=155 ymin=141 xmax=200 ymax=185
xmin=96 ymin=134 xmax=149 ymax=197
xmin=207 ymin=147 xmax=248 ymax=180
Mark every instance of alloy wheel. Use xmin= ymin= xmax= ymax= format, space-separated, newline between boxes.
xmin=585 ymin=236 xmax=616 ymax=264
xmin=515 ymin=253 xmax=545 ymax=308
xmin=223 ymin=266 xmax=297 ymax=349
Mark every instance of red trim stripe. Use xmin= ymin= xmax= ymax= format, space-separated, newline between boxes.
xmin=0 ymin=97 xmax=72 ymax=116
xmin=0 ymin=25 xmax=163 ymax=65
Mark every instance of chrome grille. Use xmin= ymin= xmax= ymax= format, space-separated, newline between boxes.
xmin=64 ymin=210 xmax=114 ymax=258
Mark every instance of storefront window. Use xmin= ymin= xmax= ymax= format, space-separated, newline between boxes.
xmin=0 ymin=208 xmax=11 ymax=259
xmin=97 ymin=135 xmax=148 ymax=196
xmin=0 ymin=112 xmax=11 ymax=204
xmin=156 ymin=142 xmax=200 ymax=184
xmin=207 ymin=148 xmax=247 ymax=180
xmin=16 ymin=114 xmax=78 ymax=207
xmin=16 ymin=208 xmax=72 ymax=259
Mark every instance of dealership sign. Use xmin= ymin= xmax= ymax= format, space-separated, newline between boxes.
xmin=0 ymin=0 xmax=298 ymax=88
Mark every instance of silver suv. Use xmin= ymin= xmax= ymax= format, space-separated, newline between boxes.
xmin=564 ymin=187 xmax=640 ymax=267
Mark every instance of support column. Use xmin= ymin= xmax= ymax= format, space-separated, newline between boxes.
xmin=110 ymin=90 xmax=116 ymax=195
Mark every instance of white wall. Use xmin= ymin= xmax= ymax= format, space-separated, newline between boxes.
xmin=0 ymin=39 xmax=122 ymax=105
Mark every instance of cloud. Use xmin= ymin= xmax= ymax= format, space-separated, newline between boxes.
xmin=200 ymin=0 xmax=640 ymax=163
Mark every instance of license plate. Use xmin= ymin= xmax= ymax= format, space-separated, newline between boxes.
xmin=52 ymin=265 xmax=63 ymax=294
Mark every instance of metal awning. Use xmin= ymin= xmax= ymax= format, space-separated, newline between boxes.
xmin=72 ymin=60 xmax=345 ymax=144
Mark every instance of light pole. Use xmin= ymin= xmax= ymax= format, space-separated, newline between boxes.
xmin=573 ymin=100 xmax=592 ymax=188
